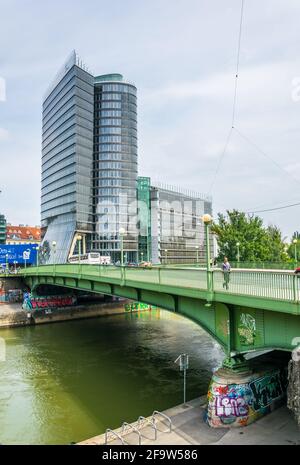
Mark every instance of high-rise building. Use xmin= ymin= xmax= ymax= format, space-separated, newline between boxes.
xmin=41 ymin=51 xmax=94 ymax=264
xmin=92 ymin=74 xmax=138 ymax=263
xmin=41 ymin=52 xmax=212 ymax=265
xmin=41 ymin=53 xmax=138 ymax=263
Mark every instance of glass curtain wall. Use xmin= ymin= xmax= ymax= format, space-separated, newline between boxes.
xmin=41 ymin=52 xmax=94 ymax=264
xmin=93 ymin=75 xmax=138 ymax=263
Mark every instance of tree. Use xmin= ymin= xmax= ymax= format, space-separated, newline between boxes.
xmin=211 ymin=210 xmax=287 ymax=263
xmin=266 ymin=225 xmax=288 ymax=262
xmin=287 ymin=231 xmax=300 ymax=263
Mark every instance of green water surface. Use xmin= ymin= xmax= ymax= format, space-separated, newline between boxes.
xmin=0 ymin=309 xmax=224 ymax=444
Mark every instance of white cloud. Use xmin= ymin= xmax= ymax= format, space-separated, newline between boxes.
xmin=0 ymin=128 xmax=9 ymax=140
xmin=142 ymin=61 xmax=298 ymax=111
xmin=1 ymin=0 xmax=300 ymax=238
xmin=0 ymin=77 xmax=6 ymax=102
xmin=285 ymin=162 xmax=300 ymax=180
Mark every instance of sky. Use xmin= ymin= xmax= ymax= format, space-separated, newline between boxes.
xmin=1 ymin=0 xmax=300 ymax=239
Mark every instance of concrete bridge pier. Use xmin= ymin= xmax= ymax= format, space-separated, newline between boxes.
xmin=287 ymin=346 xmax=300 ymax=425
xmin=206 ymin=352 xmax=289 ymax=428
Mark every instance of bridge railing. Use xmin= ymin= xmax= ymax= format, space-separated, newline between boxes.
xmin=213 ymin=269 xmax=297 ymax=301
xmin=21 ymin=264 xmax=300 ymax=303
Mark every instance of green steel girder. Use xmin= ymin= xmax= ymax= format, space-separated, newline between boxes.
xmin=26 ymin=275 xmax=230 ymax=351
xmin=28 ymin=270 xmax=300 ymax=316
xmin=20 ymin=266 xmax=300 ymax=354
xmin=214 ymin=291 xmax=300 ymax=315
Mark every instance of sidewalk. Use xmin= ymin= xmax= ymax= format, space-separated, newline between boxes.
xmin=78 ymin=397 xmax=300 ymax=446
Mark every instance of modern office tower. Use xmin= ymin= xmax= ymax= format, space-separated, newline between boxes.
xmin=0 ymin=215 xmax=6 ymax=244
xmin=137 ymin=177 xmax=212 ymax=264
xmin=41 ymin=53 xmax=138 ymax=264
xmin=92 ymin=74 xmax=138 ymax=263
xmin=41 ymin=52 xmax=95 ymax=264
xmin=41 ymin=52 xmax=212 ymax=265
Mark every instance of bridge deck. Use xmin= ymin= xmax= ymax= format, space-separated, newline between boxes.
xmin=20 ymin=265 xmax=300 ymax=308
xmin=18 ymin=265 xmax=300 ymax=351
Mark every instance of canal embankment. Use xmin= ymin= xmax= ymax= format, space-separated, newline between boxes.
xmin=0 ymin=303 xmax=29 ymax=327
xmin=78 ymin=396 xmax=300 ymax=445
xmin=0 ymin=299 xmax=145 ymax=328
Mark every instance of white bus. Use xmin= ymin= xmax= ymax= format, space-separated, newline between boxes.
xmin=68 ymin=253 xmax=111 ymax=265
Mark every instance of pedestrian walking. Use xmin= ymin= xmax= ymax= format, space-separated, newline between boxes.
xmin=222 ymin=257 xmax=231 ymax=290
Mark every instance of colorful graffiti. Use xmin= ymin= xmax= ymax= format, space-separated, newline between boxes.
xmin=124 ymin=302 xmax=155 ymax=312
xmin=214 ymin=395 xmax=249 ymax=418
xmin=207 ymin=367 xmax=287 ymax=428
xmin=23 ymin=294 xmax=77 ymax=311
xmin=0 ymin=288 xmax=23 ymax=303
xmin=250 ymin=371 xmax=287 ymax=411
xmin=238 ymin=313 xmax=256 ymax=346
xmin=208 ymin=383 xmax=253 ymax=426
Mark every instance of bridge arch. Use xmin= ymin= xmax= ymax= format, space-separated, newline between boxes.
xmin=28 ymin=277 xmax=230 ymax=351
xmin=23 ymin=266 xmax=300 ymax=354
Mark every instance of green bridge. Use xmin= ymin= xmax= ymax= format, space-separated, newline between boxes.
xmin=20 ymin=264 xmax=300 ymax=366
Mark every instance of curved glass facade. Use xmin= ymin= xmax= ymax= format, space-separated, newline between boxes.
xmin=93 ymin=76 xmax=138 ymax=262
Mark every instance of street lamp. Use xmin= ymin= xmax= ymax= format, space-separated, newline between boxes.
xmin=236 ymin=242 xmax=240 ymax=267
xmin=13 ymin=260 xmax=17 ymax=274
xmin=77 ymin=235 xmax=82 ymax=264
xmin=174 ymin=354 xmax=189 ymax=407
xmin=293 ymin=238 xmax=298 ymax=265
xmin=141 ymin=251 xmax=144 ymax=263
xmin=35 ymin=245 xmax=40 ymax=267
xmin=52 ymin=241 xmax=57 ymax=265
xmin=202 ymin=214 xmax=213 ymax=293
xmin=195 ymin=246 xmax=199 ymax=266
xmin=165 ymin=249 xmax=168 ymax=265
xmin=5 ymin=254 xmax=8 ymax=274
xmin=119 ymin=227 xmax=126 ymax=266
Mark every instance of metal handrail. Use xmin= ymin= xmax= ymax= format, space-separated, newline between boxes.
xmin=137 ymin=416 xmax=157 ymax=440
xmin=104 ymin=428 xmax=127 ymax=445
xmin=214 ymin=267 xmax=295 ymax=275
xmin=20 ymin=264 xmax=300 ymax=303
xmin=152 ymin=411 xmax=172 ymax=432
xmin=121 ymin=422 xmax=142 ymax=445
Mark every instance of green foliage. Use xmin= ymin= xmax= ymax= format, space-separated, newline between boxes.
xmin=211 ymin=210 xmax=288 ymax=262
xmin=287 ymin=231 xmax=300 ymax=262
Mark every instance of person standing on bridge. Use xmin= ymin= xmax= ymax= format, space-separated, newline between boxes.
xmin=222 ymin=257 xmax=231 ymax=290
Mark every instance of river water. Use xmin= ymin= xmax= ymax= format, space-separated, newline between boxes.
xmin=0 ymin=309 xmax=224 ymax=444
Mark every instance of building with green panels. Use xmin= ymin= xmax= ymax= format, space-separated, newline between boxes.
xmin=137 ymin=177 xmax=213 ymax=265
xmin=137 ymin=177 xmax=151 ymax=261
xmin=0 ymin=214 xmax=6 ymax=244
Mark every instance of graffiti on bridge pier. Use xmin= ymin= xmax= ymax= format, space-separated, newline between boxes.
xmin=207 ymin=368 xmax=287 ymax=427
xmin=249 ymin=371 xmax=288 ymax=411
